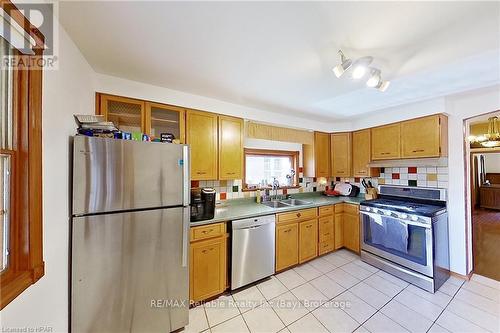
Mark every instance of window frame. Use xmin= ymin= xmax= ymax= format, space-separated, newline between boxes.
xmin=243 ymin=148 xmax=300 ymax=191
xmin=0 ymin=0 xmax=44 ymax=310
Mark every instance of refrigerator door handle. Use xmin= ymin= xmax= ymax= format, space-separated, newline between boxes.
xmin=182 ymin=145 xmax=190 ymax=206
xmin=182 ymin=207 xmax=190 ymax=267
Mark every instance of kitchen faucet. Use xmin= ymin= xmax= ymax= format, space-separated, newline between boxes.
xmin=272 ymin=178 xmax=280 ymax=201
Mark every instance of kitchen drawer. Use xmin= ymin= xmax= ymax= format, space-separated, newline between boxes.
xmin=344 ymin=204 xmax=359 ymax=215
xmin=334 ymin=203 xmax=344 ymax=213
xmin=318 ymin=239 xmax=334 ymax=255
xmin=319 ymin=205 xmax=334 ymax=217
xmin=318 ymin=216 xmax=334 ymax=242
xmin=277 ymin=208 xmax=317 ymax=224
xmin=191 ymin=222 xmax=226 ymax=241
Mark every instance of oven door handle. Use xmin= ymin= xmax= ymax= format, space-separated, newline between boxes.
xmin=360 ymin=211 xmax=431 ymax=229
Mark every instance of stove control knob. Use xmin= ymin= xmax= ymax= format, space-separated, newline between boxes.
xmin=365 ymin=207 xmax=371 ymax=212
xmin=410 ymin=215 xmax=418 ymax=221
xmin=385 ymin=210 xmax=392 ymax=216
xmin=400 ymin=213 xmax=408 ymax=219
xmin=372 ymin=208 xmax=378 ymax=213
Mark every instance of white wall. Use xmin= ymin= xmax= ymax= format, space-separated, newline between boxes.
xmin=244 ymin=138 xmax=304 ymax=167
xmin=0 ymin=26 xmax=95 ymax=331
xmin=94 ymin=73 xmax=348 ymax=133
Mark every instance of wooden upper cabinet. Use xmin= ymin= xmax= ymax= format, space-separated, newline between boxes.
xmin=98 ymin=94 xmax=145 ymax=133
xmin=218 ymin=115 xmax=244 ymax=180
xmin=315 ymin=132 xmax=330 ymax=178
xmin=331 ymin=133 xmax=352 ymax=177
xmin=186 ymin=110 xmax=218 ymax=180
xmin=352 ymin=129 xmax=379 ymax=177
xmin=401 ymin=115 xmax=448 ymax=158
xmin=371 ymin=123 xmax=401 ymax=160
xmin=145 ymin=102 xmax=185 ymax=143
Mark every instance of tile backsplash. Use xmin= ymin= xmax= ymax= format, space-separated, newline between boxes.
xmin=377 ymin=166 xmax=448 ymax=188
xmin=191 ymin=166 xmax=448 ymax=201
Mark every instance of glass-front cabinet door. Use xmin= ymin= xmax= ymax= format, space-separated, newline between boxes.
xmin=99 ymin=94 xmax=145 ymax=133
xmin=145 ymin=102 xmax=185 ymax=143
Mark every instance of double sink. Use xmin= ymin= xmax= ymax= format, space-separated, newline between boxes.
xmin=261 ymin=198 xmax=312 ymax=208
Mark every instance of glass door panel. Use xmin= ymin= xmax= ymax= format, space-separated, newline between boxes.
xmin=103 ymin=96 xmax=144 ymax=133
xmin=147 ymin=103 xmax=185 ymax=143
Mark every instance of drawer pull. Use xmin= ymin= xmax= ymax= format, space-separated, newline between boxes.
xmin=412 ymin=149 xmax=425 ymax=153
xmin=202 ymin=248 xmax=214 ymax=254
xmin=202 ymin=229 xmax=213 ymax=234
xmin=296 ymin=213 xmax=301 ymax=218
xmin=284 ymin=228 xmax=292 ymax=233
xmin=196 ymin=171 xmax=207 ymax=175
xmin=306 ymin=225 xmax=312 ymax=229
xmin=323 ymin=244 xmax=329 ymax=248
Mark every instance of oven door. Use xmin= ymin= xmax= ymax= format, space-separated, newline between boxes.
xmin=360 ymin=210 xmax=433 ymax=277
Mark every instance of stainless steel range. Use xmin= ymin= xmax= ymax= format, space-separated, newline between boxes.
xmin=360 ymin=185 xmax=449 ymax=293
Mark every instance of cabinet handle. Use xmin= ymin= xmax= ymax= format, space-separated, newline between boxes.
xmin=323 ymin=243 xmax=329 ymax=248
xmin=324 ymin=232 xmax=330 ymax=236
xmin=284 ymin=228 xmax=292 ymax=233
xmin=296 ymin=213 xmax=301 ymax=218
xmin=196 ymin=171 xmax=207 ymax=175
xmin=202 ymin=229 xmax=213 ymax=234
xmin=227 ymin=172 xmax=236 ymax=175
xmin=202 ymin=248 xmax=214 ymax=254
xmin=306 ymin=225 xmax=312 ymax=229
xmin=412 ymin=149 xmax=425 ymax=153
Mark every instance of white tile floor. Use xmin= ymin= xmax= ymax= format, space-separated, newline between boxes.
xmin=184 ymin=250 xmax=500 ymax=333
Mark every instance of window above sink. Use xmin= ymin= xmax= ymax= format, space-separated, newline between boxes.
xmin=244 ymin=149 xmax=299 ymax=191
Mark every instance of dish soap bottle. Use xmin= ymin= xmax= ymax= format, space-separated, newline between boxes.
xmin=256 ymin=189 xmax=261 ymax=203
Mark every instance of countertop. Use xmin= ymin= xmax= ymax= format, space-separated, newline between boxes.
xmin=190 ymin=193 xmax=366 ymax=226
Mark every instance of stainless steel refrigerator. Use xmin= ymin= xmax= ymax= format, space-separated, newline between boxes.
xmin=71 ymin=136 xmax=190 ymax=333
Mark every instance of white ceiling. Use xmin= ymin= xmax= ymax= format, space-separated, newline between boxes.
xmin=59 ymin=1 xmax=500 ymax=121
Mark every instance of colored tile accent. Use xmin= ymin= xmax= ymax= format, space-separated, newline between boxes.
xmin=392 ymin=173 xmax=400 ymax=180
xmin=283 ymin=188 xmax=288 ymax=195
xmin=313 ymin=187 xmax=317 ymax=192
xmin=427 ymin=173 xmax=438 ymax=181
xmin=232 ymin=185 xmax=239 ymax=192
xmin=408 ymin=167 xmax=417 ymax=174
xmin=378 ymin=178 xmax=385 ymax=185
xmin=219 ymin=180 xmax=227 ymax=187
xmin=299 ymin=187 xmax=304 ymax=193
xmin=380 ymin=167 xmax=385 ymax=173
xmin=408 ymin=179 xmax=418 ymax=187
xmin=191 ymin=180 xmax=200 ymax=188
xmin=299 ymin=177 xmax=303 ymax=183
xmin=298 ymin=167 xmax=303 ymax=173
xmin=313 ymin=177 xmax=317 ymax=182
xmin=219 ymin=192 xmax=227 ymax=200
xmin=336 ymin=177 xmax=341 ymax=182
xmin=354 ymin=177 xmax=360 ymax=183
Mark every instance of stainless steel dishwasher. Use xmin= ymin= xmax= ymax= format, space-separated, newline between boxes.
xmin=231 ymin=215 xmax=275 ymax=290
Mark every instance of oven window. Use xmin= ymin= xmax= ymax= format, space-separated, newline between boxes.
xmin=362 ymin=214 xmax=428 ymax=266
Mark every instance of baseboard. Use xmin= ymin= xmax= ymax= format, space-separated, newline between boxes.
xmin=450 ymin=270 xmax=472 ymax=281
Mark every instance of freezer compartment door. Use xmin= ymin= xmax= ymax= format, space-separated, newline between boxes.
xmin=71 ymin=207 xmax=189 ymax=333
xmin=73 ymin=136 xmax=190 ymax=215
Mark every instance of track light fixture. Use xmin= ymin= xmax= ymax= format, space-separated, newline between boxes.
xmin=333 ymin=50 xmax=390 ymax=92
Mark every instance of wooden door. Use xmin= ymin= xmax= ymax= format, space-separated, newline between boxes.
xmin=218 ymin=115 xmax=244 ymax=180
xmin=145 ymin=102 xmax=185 ymax=143
xmin=334 ymin=213 xmax=343 ymax=249
xmin=371 ymin=123 xmax=401 ymax=160
xmin=331 ymin=133 xmax=352 ymax=177
xmin=299 ymin=219 xmax=318 ymax=263
xmin=343 ymin=213 xmax=360 ymax=253
xmin=315 ymin=132 xmax=330 ymax=178
xmin=353 ymin=129 xmax=378 ymax=177
xmin=401 ymin=115 xmax=443 ymax=158
xmin=190 ymin=237 xmax=226 ymax=302
xmin=186 ymin=110 xmax=218 ymax=180
xmin=99 ymin=94 xmax=145 ymax=133
xmin=276 ymin=223 xmax=299 ymax=271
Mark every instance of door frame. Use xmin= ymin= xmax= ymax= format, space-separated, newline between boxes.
xmin=463 ymin=109 xmax=500 ymax=275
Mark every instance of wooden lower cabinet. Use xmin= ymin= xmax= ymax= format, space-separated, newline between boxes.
xmin=190 ymin=223 xmax=227 ymax=302
xmin=276 ymin=222 xmax=299 ymax=271
xmin=343 ymin=204 xmax=360 ymax=253
xmin=318 ymin=207 xmax=335 ymax=255
xmin=299 ymin=219 xmax=318 ymax=263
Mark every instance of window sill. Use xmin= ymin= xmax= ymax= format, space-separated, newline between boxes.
xmin=242 ymin=185 xmax=301 ymax=192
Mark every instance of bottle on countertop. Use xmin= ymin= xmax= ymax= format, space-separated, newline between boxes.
xmin=256 ymin=189 xmax=261 ymax=203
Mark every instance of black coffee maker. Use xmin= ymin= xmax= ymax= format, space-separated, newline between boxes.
xmin=190 ymin=187 xmax=216 ymax=222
